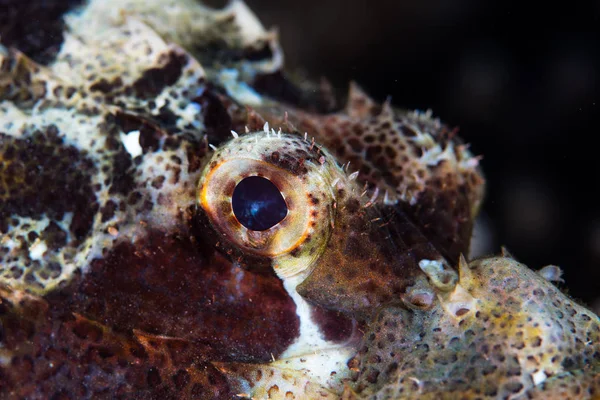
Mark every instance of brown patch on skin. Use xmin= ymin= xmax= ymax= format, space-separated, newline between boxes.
xmin=0 ymin=205 xmax=299 ymax=396
xmin=310 ymin=304 xmax=354 ymax=343
xmin=0 ymin=285 xmax=234 ymax=399
xmin=90 ymin=76 xmax=123 ymax=94
xmin=187 ymin=142 xmax=206 ymax=173
xmin=0 ymin=0 xmax=84 ymax=64
xmin=59 ymin=229 xmax=300 ymax=363
xmin=132 ymin=51 xmax=188 ymax=99
xmin=194 ymin=88 xmax=234 ymax=145
xmin=0 ymin=128 xmax=98 ymax=239
xmin=41 ymin=221 xmax=68 ymax=249
xmin=99 ymin=200 xmax=117 ymax=222
xmin=107 ymin=148 xmax=135 ymax=196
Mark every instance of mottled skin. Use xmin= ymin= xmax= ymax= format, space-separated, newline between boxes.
xmin=0 ymin=1 xmax=599 ymax=399
xmin=346 ymin=256 xmax=600 ymax=399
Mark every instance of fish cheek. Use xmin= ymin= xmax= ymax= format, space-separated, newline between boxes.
xmin=294 ymin=210 xmax=393 ymax=319
xmin=296 ymin=200 xmax=448 ymax=320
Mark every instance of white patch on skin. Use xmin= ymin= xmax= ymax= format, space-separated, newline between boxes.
xmin=419 ymin=143 xmax=454 ymax=166
xmin=282 ymin=275 xmax=331 ymax=355
xmin=181 ymin=102 xmax=203 ymax=129
xmin=419 ymin=258 xmax=458 ymax=291
xmin=0 ymin=0 xmax=274 ymax=297
xmin=120 ymin=130 xmax=143 ymax=158
xmin=0 ymin=102 xmax=28 ymax=134
xmin=537 ymin=265 xmax=564 ymax=283
xmin=419 ymin=259 xmax=444 ymax=274
xmin=28 ymin=238 xmax=48 ymax=261
xmin=218 ymin=68 xmax=263 ymax=106
xmin=279 ymin=273 xmax=355 ymax=392
xmin=407 ymin=128 xmax=436 ymax=148
xmin=532 ymin=369 xmax=547 ymax=386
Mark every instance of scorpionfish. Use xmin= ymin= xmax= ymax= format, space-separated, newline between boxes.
xmin=0 ymin=1 xmax=599 ymax=399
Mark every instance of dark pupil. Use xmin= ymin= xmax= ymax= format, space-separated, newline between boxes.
xmin=232 ymin=176 xmax=288 ymax=231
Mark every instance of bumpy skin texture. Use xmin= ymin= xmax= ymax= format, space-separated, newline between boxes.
xmin=0 ymin=1 xmax=598 ymax=399
xmin=347 ymin=257 xmax=600 ymax=399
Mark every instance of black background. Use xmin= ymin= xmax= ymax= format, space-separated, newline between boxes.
xmin=1 ymin=0 xmax=599 ymax=306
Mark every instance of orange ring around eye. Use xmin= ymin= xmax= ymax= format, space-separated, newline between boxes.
xmin=198 ymin=158 xmax=313 ymax=257
xmin=199 ymin=159 xmax=226 ymax=214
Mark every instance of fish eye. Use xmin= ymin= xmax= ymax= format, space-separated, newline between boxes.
xmin=231 ymin=176 xmax=288 ymax=231
xmin=197 ymin=130 xmax=345 ymax=276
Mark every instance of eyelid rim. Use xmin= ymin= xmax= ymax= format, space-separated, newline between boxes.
xmin=198 ymin=157 xmax=313 ymax=257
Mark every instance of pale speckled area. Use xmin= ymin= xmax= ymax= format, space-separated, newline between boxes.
xmin=0 ymin=49 xmax=205 ymax=293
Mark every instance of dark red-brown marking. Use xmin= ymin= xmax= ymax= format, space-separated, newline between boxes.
xmin=60 ymin=230 xmax=300 ymax=362
xmin=132 ymin=51 xmax=188 ymax=99
xmin=0 ymin=127 xmax=98 ymax=240
xmin=310 ymin=305 xmax=355 ymax=343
